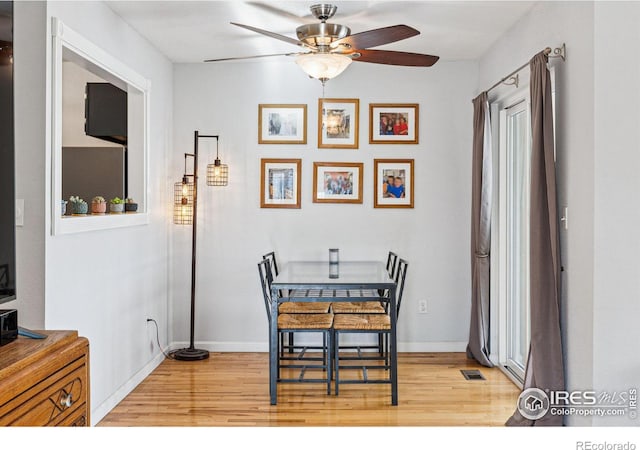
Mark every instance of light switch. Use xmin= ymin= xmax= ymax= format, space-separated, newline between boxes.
xmin=560 ymin=206 xmax=568 ymax=230
xmin=15 ymin=199 xmax=24 ymax=227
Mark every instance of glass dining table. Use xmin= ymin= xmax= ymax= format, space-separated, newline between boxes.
xmin=269 ymin=261 xmax=398 ymax=405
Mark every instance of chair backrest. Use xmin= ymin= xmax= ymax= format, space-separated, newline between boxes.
xmin=257 ymin=259 xmax=274 ymax=321
xmin=393 ymin=258 xmax=408 ymax=319
xmin=262 ymin=251 xmax=279 ymax=276
xmin=386 ymin=251 xmax=398 ymax=278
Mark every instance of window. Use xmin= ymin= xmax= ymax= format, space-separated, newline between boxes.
xmin=51 ymin=18 xmax=149 ymax=235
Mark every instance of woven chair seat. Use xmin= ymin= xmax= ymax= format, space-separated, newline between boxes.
xmin=278 ymin=313 xmax=334 ymax=330
xmin=333 ymin=313 xmax=391 ymax=331
xmin=331 ymin=302 xmax=386 ymax=314
xmin=279 ymin=302 xmax=332 ymax=314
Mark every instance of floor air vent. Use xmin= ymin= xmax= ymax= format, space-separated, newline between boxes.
xmin=461 ymin=369 xmax=486 ymax=381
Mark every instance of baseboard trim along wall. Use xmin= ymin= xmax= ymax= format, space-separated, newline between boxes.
xmin=169 ymin=341 xmax=468 ymax=353
xmin=91 ymin=351 xmax=166 ymax=426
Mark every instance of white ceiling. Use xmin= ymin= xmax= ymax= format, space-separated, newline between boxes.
xmin=107 ymin=1 xmax=536 ymax=63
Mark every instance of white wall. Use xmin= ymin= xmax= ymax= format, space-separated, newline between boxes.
xmin=592 ymin=1 xmax=640 ymax=426
xmin=35 ymin=1 xmax=174 ymax=425
xmin=3 ymin=1 xmax=48 ymax=329
xmin=478 ymin=1 xmax=596 ymax=425
xmin=172 ymin=58 xmax=477 ymax=351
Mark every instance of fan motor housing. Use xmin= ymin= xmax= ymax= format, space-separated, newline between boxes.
xmin=296 ymin=23 xmax=350 ymax=48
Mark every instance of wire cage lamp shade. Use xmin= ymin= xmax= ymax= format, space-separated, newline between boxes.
xmin=207 ymin=159 xmax=228 ymax=186
xmin=206 ymin=138 xmax=228 ymax=186
xmin=173 ymin=179 xmax=194 ymax=225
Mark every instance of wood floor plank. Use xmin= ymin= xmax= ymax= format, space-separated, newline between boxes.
xmin=98 ymin=352 xmax=519 ymax=426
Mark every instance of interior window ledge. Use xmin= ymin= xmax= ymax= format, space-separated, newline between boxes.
xmin=55 ymin=212 xmax=150 ymax=235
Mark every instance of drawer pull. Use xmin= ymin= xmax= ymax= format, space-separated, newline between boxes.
xmin=60 ymin=393 xmax=73 ymax=408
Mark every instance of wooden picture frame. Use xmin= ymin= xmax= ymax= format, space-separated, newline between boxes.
xmin=374 ymin=159 xmax=414 ymax=208
xmin=258 ymin=104 xmax=307 ymax=144
xmin=369 ymin=103 xmax=419 ymax=144
xmin=318 ymin=98 xmax=359 ymax=149
xmin=260 ymin=159 xmax=302 ymax=209
xmin=313 ymin=162 xmax=363 ymax=204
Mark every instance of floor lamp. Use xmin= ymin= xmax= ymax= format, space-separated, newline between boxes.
xmin=172 ymin=130 xmax=228 ymax=361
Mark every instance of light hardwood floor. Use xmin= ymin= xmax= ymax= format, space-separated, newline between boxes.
xmin=98 ymin=352 xmax=519 ymax=426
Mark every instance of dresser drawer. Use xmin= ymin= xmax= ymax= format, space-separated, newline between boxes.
xmin=0 ymin=355 xmax=88 ymax=426
xmin=56 ymin=403 xmax=88 ymax=427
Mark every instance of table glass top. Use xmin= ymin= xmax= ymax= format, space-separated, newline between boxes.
xmin=273 ymin=261 xmax=394 ymax=286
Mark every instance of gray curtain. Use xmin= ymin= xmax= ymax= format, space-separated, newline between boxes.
xmin=507 ymin=51 xmax=565 ymax=426
xmin=466 ymin=92 xmax=493 ymax=368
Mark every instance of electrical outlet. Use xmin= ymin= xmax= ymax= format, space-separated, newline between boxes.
xmin=418 ymin=300 xmax=428 ymax=314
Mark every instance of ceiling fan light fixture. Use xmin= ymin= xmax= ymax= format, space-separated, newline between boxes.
xmin=295 ymin=53 xmax=352 ymax=83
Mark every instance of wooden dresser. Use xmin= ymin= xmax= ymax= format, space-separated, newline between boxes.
xmin=0 ymin=331 xmax=90 ymax=426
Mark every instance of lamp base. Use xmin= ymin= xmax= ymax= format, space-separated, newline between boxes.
xmin=171 ymin=347 xmax=210 ymax=361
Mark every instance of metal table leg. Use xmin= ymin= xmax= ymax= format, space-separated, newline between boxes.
xmin=270 ymin=286 xmax=279 ymax=405
xmin=389 ymin=285 xmax=398 ymax=405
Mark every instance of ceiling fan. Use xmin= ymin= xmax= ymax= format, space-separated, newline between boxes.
xmin=205 ymin=3 xmax=439 ymax=85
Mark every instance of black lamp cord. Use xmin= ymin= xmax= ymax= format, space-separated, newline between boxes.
xmin=147 ymin=318 xmax=174 ymax=360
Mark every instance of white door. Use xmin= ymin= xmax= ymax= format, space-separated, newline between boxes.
xmin=499 ymin=97 xmax=531 ymax=382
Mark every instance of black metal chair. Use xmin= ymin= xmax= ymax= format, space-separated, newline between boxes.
xmin=386 ymin=251 xmax=398 ymax=278
xmin=333 ymin=258 xmax=408 ymax=395
xmin=335 ymin=250 xmax=398 ymax=353
xmin=258 ymin=259 xmax=333 ymax=394
xmin=262 ymin=252 xmax=332 ymax=356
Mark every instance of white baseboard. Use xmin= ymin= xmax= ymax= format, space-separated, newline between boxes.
xmin=169 ymin=341 xmax=269 ymax=352
xmin=398 ymin=341 xmax=467 ymax=352
xmin=170 ymin=341 xmax=468 ymax=353
xmin=90 ymin=350 xmax=166 ymax=426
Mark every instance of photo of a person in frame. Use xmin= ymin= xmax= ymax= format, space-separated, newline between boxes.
xmin=387 ymin=177 xmax=405 ymax=198
xmin=379 ymin=115 xmax=394 ymax=135
xmin=323 ymin=171 xmax=353 ymax=195
xmin=383 ymin=175 xmax=395 ymax=195
xmin=382 ymin=169 xmax=406 ymax=198
xmin=380 ymin=112 xmax=409 ymax=136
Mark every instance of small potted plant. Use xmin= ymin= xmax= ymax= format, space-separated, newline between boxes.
xmin=125 ymin=198 xmax=138 ymax=213
xmin=91 ymin=196 xmax=107 ymax=214
xmin=69 ymin=196 xmax=88 ymax=215
xmin=109 ymin=197 xmax=125 ymax=213
xmin=61 ymin=200 xmax=67 ymax=216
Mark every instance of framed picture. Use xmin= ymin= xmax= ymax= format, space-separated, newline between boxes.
xmin=260 ymin=159 xmax=302 ymax=209
xmin=374 ymin=159 xmax=414 ymax=208
xmin=258 ymin=104 xmax=307 ymax=144
xmin=318 ymin=98 xmax=359 ymax=149
xmin=313 ymin=162 xmax=363 ymax=204
xmin=369 ymin=103 xmax=419 ymax=144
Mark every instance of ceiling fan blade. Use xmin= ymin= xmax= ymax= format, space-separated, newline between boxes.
xmin=204 ymin=52 xmax=300 ymax=63
xmin=231 ymin=22 xmax=315 ymax=50
xmin=331 ymin=25 xmax=419 ymax=50
xmin=351 ymin=49 xmax=439 ymax=67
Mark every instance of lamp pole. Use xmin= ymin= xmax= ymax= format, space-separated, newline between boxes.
xmin=173 ymin=130 xmax=218 ymax=361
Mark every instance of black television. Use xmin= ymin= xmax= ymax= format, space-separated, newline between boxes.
xmin=0 ymin=1 xmax=14 ymax=304
xmin=84 ymin=82 xmax=127 ymax=146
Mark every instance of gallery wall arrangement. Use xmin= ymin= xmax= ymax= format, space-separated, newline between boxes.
xmin=258 ymin=99 xmax=417 ymax=209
